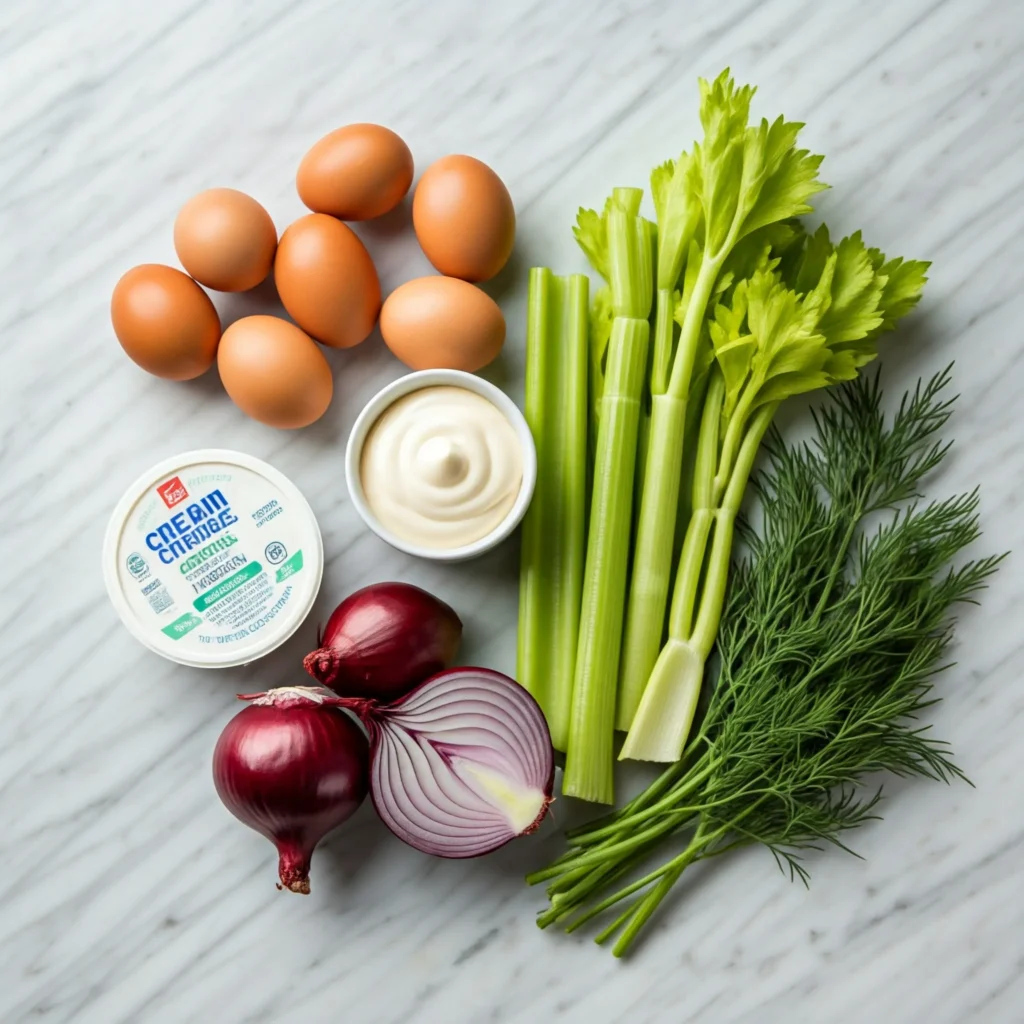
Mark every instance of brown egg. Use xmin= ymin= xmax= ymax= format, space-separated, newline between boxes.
xmin=173 ymin=188 xmax=277 ymax=292
xmin=380 ymin=276 xmax=505 ymax=372
xmin=217 ymin=315 xmax=333 ymax=429
xmin=297 ymin=124 xmax=414 ymax=221
xmin=111 ymin=264 xmax=221 ymax=380
xmin=274 ymin=213 xmax=381 ymax=348
xmin=412 ymin=155 xmax=515 ymax=282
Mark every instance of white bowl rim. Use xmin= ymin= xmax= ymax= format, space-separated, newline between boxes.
xmin=345 ymin=369 xmax=537 ymax=563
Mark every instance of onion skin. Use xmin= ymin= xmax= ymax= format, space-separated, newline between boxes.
xmin=213 ymin=689 xmax=369 ymax=893
xmin=304 ymin=583 xmax=462 ymax=702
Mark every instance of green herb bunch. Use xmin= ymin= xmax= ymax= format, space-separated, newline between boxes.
xmin=528 ymin=368 xmax=1003 ymax=956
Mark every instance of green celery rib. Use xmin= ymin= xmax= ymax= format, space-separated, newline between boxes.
xmin=606 ymin=189 xmax=649 ymax=318
xmin=689 ymin=402 xmax=777 ymax=652
xmin=650 ymin=287 xmax=677 ymax=396
xmin=563 ymin=316 xmax=649 ymax=802
xmin=563 ymin=189 xmax=652 ymax=804
xmin=622 ymin=400 xmax=777 ymax=761
xmin=616 ymin=392 xmax=686 ymax=729
xmin=517 ymin=268 xmax=589 ymax=752
xmin=517 ymin=270 xmax=551 ymax=740
xmin=616 ymin=257 xmax=720 ymax=733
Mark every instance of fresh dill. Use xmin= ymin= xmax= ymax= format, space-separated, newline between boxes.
xmin=528 ymin=367 xmax=1004 ymax=956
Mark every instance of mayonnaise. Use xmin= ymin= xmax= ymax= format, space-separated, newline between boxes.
xmin=359 ymin=385 xmax=523 ymax=549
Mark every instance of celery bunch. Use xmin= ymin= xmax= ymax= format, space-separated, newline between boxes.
xmin=519 ymin=70 xmax=929 ymax=802
xmin=623 ymin=221 xmax=930 ymax=761
xmin=619 ymin=71 xmax=930 ymax=765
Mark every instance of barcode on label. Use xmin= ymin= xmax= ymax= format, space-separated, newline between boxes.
xmin=148 ymin=588 xmax=174 ymax=614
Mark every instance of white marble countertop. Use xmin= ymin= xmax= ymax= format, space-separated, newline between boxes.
xmin=2 ymin=1 xmax=1022 ymax=1021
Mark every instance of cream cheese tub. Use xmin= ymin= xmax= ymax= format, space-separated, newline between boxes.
xmin=103 ymin=450 xmax=323 ymax=668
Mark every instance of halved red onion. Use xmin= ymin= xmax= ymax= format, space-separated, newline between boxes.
xmin=359 ymin=668 xmax=554 ymax=858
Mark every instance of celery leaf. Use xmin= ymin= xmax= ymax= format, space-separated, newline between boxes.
xmin=870 ymin=253 xmax=930 ymax=335
xmin=740 ymin=120 xmax=827 ymax=238
xmin=574 ymin=203 xmax=610 ymax=282
xmin=817 ymin=232 xmax=886 ymax=343
xmin=694 ymin=70 xmax=756 ymax=257
xmin=709 ymin=279 xmax=754 ymax=418
xmin=651 ymin=152 xmax=701 ymax=289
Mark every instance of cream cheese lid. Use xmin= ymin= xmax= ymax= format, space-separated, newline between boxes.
xmin=103 ymin=449 xmax=323 ymax=668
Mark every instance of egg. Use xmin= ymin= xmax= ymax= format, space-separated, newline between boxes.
xmin=380 ymin=276 xmax=505 ymax=372
xmin=274 ymin=213 xmax=381 ymax=348
xmin=412 ymin=155 xmax=515 ymax=282
xmin=111 ymin=264 xmax=221 ymax=380
xmin=297 ymin=124 xmax=414 ymax=221
xmin=217 ymin=315 xmax=333 ymax=429
xmin=173 ymin=188 xmax=277 ymax=292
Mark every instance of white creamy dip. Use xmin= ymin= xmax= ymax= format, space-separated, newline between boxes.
xmin=359 ymin=385 xmax=523 ymax=549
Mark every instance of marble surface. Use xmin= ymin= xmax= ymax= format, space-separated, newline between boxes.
xmin=2 ymin=0 xmax=1022 ymax=1020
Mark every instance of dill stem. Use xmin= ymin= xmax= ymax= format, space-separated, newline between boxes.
xmin=591 ymin=825 xmax=717 ymax=945
xmin=571 ymin=759 xmax=715 ymax=844
xmin=594 ymin=902 xmax=641 ymax=946
xmin=571 ymin=844 xmax=700 ymax=935
xmin=611 ymin=862 xmax=689 ymax=956
xmin=809 ymin=504 xmax=863 ymax=626
xmin=576 ymin=792 xmax=774 ymax=950
xmin=565 ymin=734 xmax=709 ymax=839
xmin=549 ymin=848 xmax=654 ymax=912
xmin=533 ymin=806 xmax=700 ymax=882
xmin=608 ymin=819 xmax=739 ymax=956
xmin=568 ymin=767 xmax=777 ymax=862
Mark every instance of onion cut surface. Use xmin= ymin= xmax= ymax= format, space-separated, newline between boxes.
xmin=365 ymin=668 xmax=554 ymax=858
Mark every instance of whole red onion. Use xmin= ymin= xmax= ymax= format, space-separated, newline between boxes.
xmin=304 ymin=582 xmax=462 ymax=702
xmin=213 ymin=687 xmax=368 ymax=894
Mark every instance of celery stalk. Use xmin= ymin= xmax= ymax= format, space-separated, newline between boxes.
xmin=567 ymin=71 xmax=926 ymax=770
xmin=563 ymin=188 xmax=653 ymax=804
xmin=616 ymin=255 xmax=720 ymax=729
xmin=517 ymin=268 xmax=589 ymax=752
xmin=621 ymin=399 xmax=775 ymax=761
xmin=616 ymin=392 xmax=686 ymax=729
xmin=564 ymin=317 xmax=649 ymax=801
xmin=624 ymin=226 xmax=928 ymax=763
xmin=617 ymin=70 xmax=828 ymax=738
xmin=650 ymin=288 xmax=678 ymax=397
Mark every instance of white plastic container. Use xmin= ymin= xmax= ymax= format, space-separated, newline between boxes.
xmin=103 ymin=449 xmax=323 ymax=668
xmin=345 ymin=369 xmax=537 ymax=562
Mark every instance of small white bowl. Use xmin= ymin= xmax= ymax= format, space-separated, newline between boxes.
xmin=345 ymin=369 xmax=537 ymax=562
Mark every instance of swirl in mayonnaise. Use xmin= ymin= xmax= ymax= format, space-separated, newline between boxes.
xmin=359 ymin=386 xmax=523 ymax=549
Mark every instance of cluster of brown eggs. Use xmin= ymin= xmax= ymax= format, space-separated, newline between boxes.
xmin=110 ymin=124 xmax=515 ymax=428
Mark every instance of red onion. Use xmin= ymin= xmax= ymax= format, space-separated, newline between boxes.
xmin=349 ymin=668 xmax=554 ymax=858
xmin=212 ymin=686 xmax=368 ymax=893
xmin=304 ymin=582 xmax=462 ymax=701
